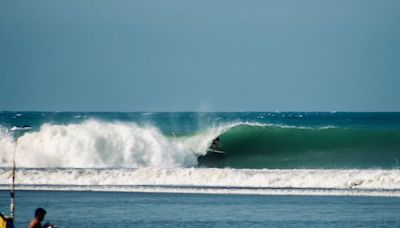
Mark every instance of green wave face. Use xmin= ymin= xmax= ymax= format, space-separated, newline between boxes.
xmin=198 ymin=125 xmax=400 ymax=169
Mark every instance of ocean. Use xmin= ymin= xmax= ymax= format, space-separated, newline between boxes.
xmin=0 ymin=112 xmax=399 ymax=226
xmin=1 ymin=191 xmax=400 ymax=227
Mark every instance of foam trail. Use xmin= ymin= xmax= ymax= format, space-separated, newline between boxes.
xmin=8 ymin=185 xmax=400 ymax=197
xmin=0 ymin=168 xmax=398 ymax=189
xmin=0 ymin=168 xmax=399 ymax=197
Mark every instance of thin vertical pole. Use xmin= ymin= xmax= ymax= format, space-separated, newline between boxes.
xmin=10 ymin=131 xmax=18 ymax=221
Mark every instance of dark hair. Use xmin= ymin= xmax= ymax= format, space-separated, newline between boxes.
xmin=35 ymin=208 xmax=46 ymax=217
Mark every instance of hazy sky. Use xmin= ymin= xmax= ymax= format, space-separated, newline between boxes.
xmin=1 ymin=0 xmax=399 ymax=111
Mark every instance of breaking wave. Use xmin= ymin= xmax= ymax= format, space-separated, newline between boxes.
xmin=1 ymin=120 xmax=400 ymax=169
xmin=199 ymin=124 xmax=400 ymax=169
xmin=0 ymin=120 xmax=197 ymax=168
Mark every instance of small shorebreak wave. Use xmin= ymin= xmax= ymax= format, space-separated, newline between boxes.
xmin=0 ymin=168 xmax=400 ymax=197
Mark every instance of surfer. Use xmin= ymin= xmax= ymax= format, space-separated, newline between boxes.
xmin=206 ymin=137 xmax=225 ymax=154
xmin=211 ymin=137 xmax=220 ymax=150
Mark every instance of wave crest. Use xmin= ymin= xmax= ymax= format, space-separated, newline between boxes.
xmin=1 ymin=120 xmax=197 ymax=168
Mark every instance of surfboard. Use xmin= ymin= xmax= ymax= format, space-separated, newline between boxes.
xmin=10 ymin=125 xmax=32 ymax=131
xmin=207 ymin=148 xmax=225 ymax=154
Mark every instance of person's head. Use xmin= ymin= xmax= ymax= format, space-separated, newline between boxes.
xmin=35 ymin=208 xmax=46 ymax=221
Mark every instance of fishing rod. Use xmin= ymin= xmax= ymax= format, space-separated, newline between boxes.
xmin=9 ymin=125 xmax=31 ymax=223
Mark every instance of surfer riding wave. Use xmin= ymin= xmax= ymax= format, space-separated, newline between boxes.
xmin=208 ymin=137 xmax=225 ymax=154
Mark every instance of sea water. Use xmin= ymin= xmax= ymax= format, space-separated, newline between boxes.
xmin=1 ymin=191 xmax=399 ymax=227
xmin=0 ymin=112 xmax=399 ymax=226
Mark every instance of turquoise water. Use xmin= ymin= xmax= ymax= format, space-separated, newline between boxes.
xmin=1 ymin=112 xmax=400 ymax=169
xmin=0 ymin=112 xmax=399 ymax=195
xmin=0 ymin=112 xmax=400 ymax=227
xmin=0 ymin=112 xmax=399 ymax=226
xmin=199 ymin=124 xmax=400 ymax=169
xmin=1 ymin=191 xmax=399 ymax=227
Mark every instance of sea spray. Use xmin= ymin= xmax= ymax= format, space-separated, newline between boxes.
xmin=0 ymin=126 xmax=14 ymax=164
xmin=0 ymin=120 xmax=197 ymax=168
xmin=0 ymin=119 xmax=258 ymax=168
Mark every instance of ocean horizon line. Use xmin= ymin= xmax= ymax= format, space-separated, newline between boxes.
xmin=2 ymin=110 xmax=400 ymax=113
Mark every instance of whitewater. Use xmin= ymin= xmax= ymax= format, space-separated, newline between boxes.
xmin=0 ymin=112 xmax=400 ymax=197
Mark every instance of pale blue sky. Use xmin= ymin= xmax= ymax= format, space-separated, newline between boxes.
xmin=1 ymin=0 xmax=399 ymax=111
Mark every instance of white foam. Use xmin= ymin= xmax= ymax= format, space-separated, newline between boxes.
xmin=0 ymin=168 xmax=398 ymax=189
xmin=0 ymin=121 xmax=197 ymax=168
xmin=0 ymin=168 xmax=399 ymax=197
xmin=1 ymin=120 xmax=245 ymax=168
xmin=3 ymin=185 xmax=400 ymax=197
xmin=0 ymin=121 xmax=357 ymax=169
xmin=0 ymin=127 xmax=14 ymax=165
